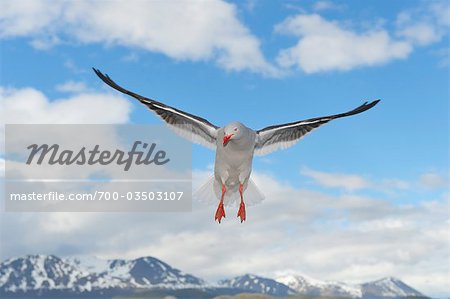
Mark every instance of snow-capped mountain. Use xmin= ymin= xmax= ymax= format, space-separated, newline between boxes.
xmin=362 ymin=277 xmax=424 ymax=298
xmin=0 ymin=254 xmax=205 ymax=294
xmin=0 ymin=255 xmax=91 ymax=292
xmin=276 ymin=273 xmax=362 ymax=298
xmin=219 ymin=274 xmax=296 ymax=296
xmin=66 ymin=255 xmax=204 ymax=288
xmin=0 ymin=254 xmax=427 ymax=298
xmin=276 ymin=274 xmax=424 ymax=299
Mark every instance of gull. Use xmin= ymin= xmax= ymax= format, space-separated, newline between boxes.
xmin=93 ymin=68 xmax=380 ymax=223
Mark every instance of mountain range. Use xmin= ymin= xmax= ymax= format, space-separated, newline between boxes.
xmin=0 ymin=254 xmax=426 ymax=299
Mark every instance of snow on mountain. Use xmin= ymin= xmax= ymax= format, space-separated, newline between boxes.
xmin=65 ymin=255 xmax=204 ymax=288
xmin=0 ymin=255 xmax=91 ymax=292
xmin=276 ymin=274 xmax=362 ymax=298
xmin=106 ymin=256 xmax=205 ymax=288
xmin=0 ymin=255 xmax=427 ymax=298
xmin=219 ymin=274 xmax=296 ymax=296
xmin=276 ymin=274 xmax=424 ymax=299
xmin=362 ymin=277 xmax=424 ymax=298
xmin=0 ymin=254 xmax=205 ymax=294
xmin=64 ymin=255 xmax=110 ymax=274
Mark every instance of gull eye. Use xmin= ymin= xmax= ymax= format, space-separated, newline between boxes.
xmin=234 ymin=128 xmax=238 ymax=131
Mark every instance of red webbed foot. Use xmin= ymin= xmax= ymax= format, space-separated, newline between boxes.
xmin=215 ymin=202 xmax=226 ymax=223
xmin=237 ymin=202 xmax=246 ymax=223
xmin=237 ymin=183 xmax=246 ymax=223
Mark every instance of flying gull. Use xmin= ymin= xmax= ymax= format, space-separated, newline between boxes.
xmin=93 ymin=68 xmax=380 ymax=223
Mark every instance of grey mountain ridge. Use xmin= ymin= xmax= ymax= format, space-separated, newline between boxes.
xmin=0 ymin=254 xmax=426 ymax=298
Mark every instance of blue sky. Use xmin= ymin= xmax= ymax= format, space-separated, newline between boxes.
xmin=1 ymin=0 xmax=449 ymax=297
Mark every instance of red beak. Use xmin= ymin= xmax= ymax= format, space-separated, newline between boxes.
xmin=223 ymin=134 xmax=234 ymax=146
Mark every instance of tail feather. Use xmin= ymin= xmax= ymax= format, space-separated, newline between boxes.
xmin=194 ymin=176 xmax=265 ymax=207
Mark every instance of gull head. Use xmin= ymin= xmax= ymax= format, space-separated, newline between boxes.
xmin=223 ymin=122 xmax=246 ymax=146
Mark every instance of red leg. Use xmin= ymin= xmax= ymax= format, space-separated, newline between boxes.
xmin=215 ymin=184 xmax=226 ymax=223
xmin=237 ymin=183 xmax=246 ymax=223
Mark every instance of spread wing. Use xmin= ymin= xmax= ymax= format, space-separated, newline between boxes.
xmin=255 ymin=100 xmax=380 ymax=156
xmin=93 ymin=68 xmax=219 ymax=149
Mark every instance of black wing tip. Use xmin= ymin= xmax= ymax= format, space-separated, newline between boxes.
xmin=92 ymin=67 xmax=120 ymax=89
xmin=92 ymin=67 xmax=104 ymax=78
xmin=92 ymin=67 xmax=157 ymax=107
xmin=92 ymin=67 xmax=108 ymax=81
xmin=367 ymin=99 xmax=381 ymax=107
xmin=350 ymin=99 xmax=381 ymax=115
xmin=362 ymin=99 xmax=381 ymax=111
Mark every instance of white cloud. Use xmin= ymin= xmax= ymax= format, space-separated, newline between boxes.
xmin=430 ymin=1 xmax=450 ymax=27
xmin=1 ymin=170 xmax=448 ymax=297
xmin=275 ymin=14 xmax=412 ymax=73
xmin=313 ymin=1 xmax=344 ymax=12
xmin=121 ymin=52 xmax=139 ymax=63
xmin=396 ymin=23 xmax=440 ymax=46
xmin=276 ymin=0 xmax=450 ymax=74
xmin=395 ymin=0 xmax=450 ymax=46
xmin=55 ymin=80 xmax=88 ymax=93
xmin=301 ymin=167 xmax=372 ymax=191
xmin=382 ymin=178 xmax=410 ymax=191
xmin=299 ymin=167 xmax=450 ymax=195
xmin=0 ymin=86 xmax=132 ymax=154
xmin=419 ymin=172 xmax=448 ymax=189
xmin=63 ymin=59 xmax=86 ymax=74
xmin=1 ymin=1 xmax=448 ymax=76
xmin=29 ymin=35 xmax=60 ymax=50
xmin=0 ymin=0 xmax=279 ymax=76
xmin=0 ymin=0 xmax=63 ymax=37
xmin=0 ymin=86 xmax=131 ymax=125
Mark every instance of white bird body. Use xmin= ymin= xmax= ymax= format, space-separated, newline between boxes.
xmin=93 ymin=68 xmax=380 ymax=223
xmin=215 ymin=122 xmax=256 ymax=192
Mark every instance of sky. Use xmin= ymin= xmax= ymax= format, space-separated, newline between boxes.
xmin=0 ymin=0 xmax=449 ymax=297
